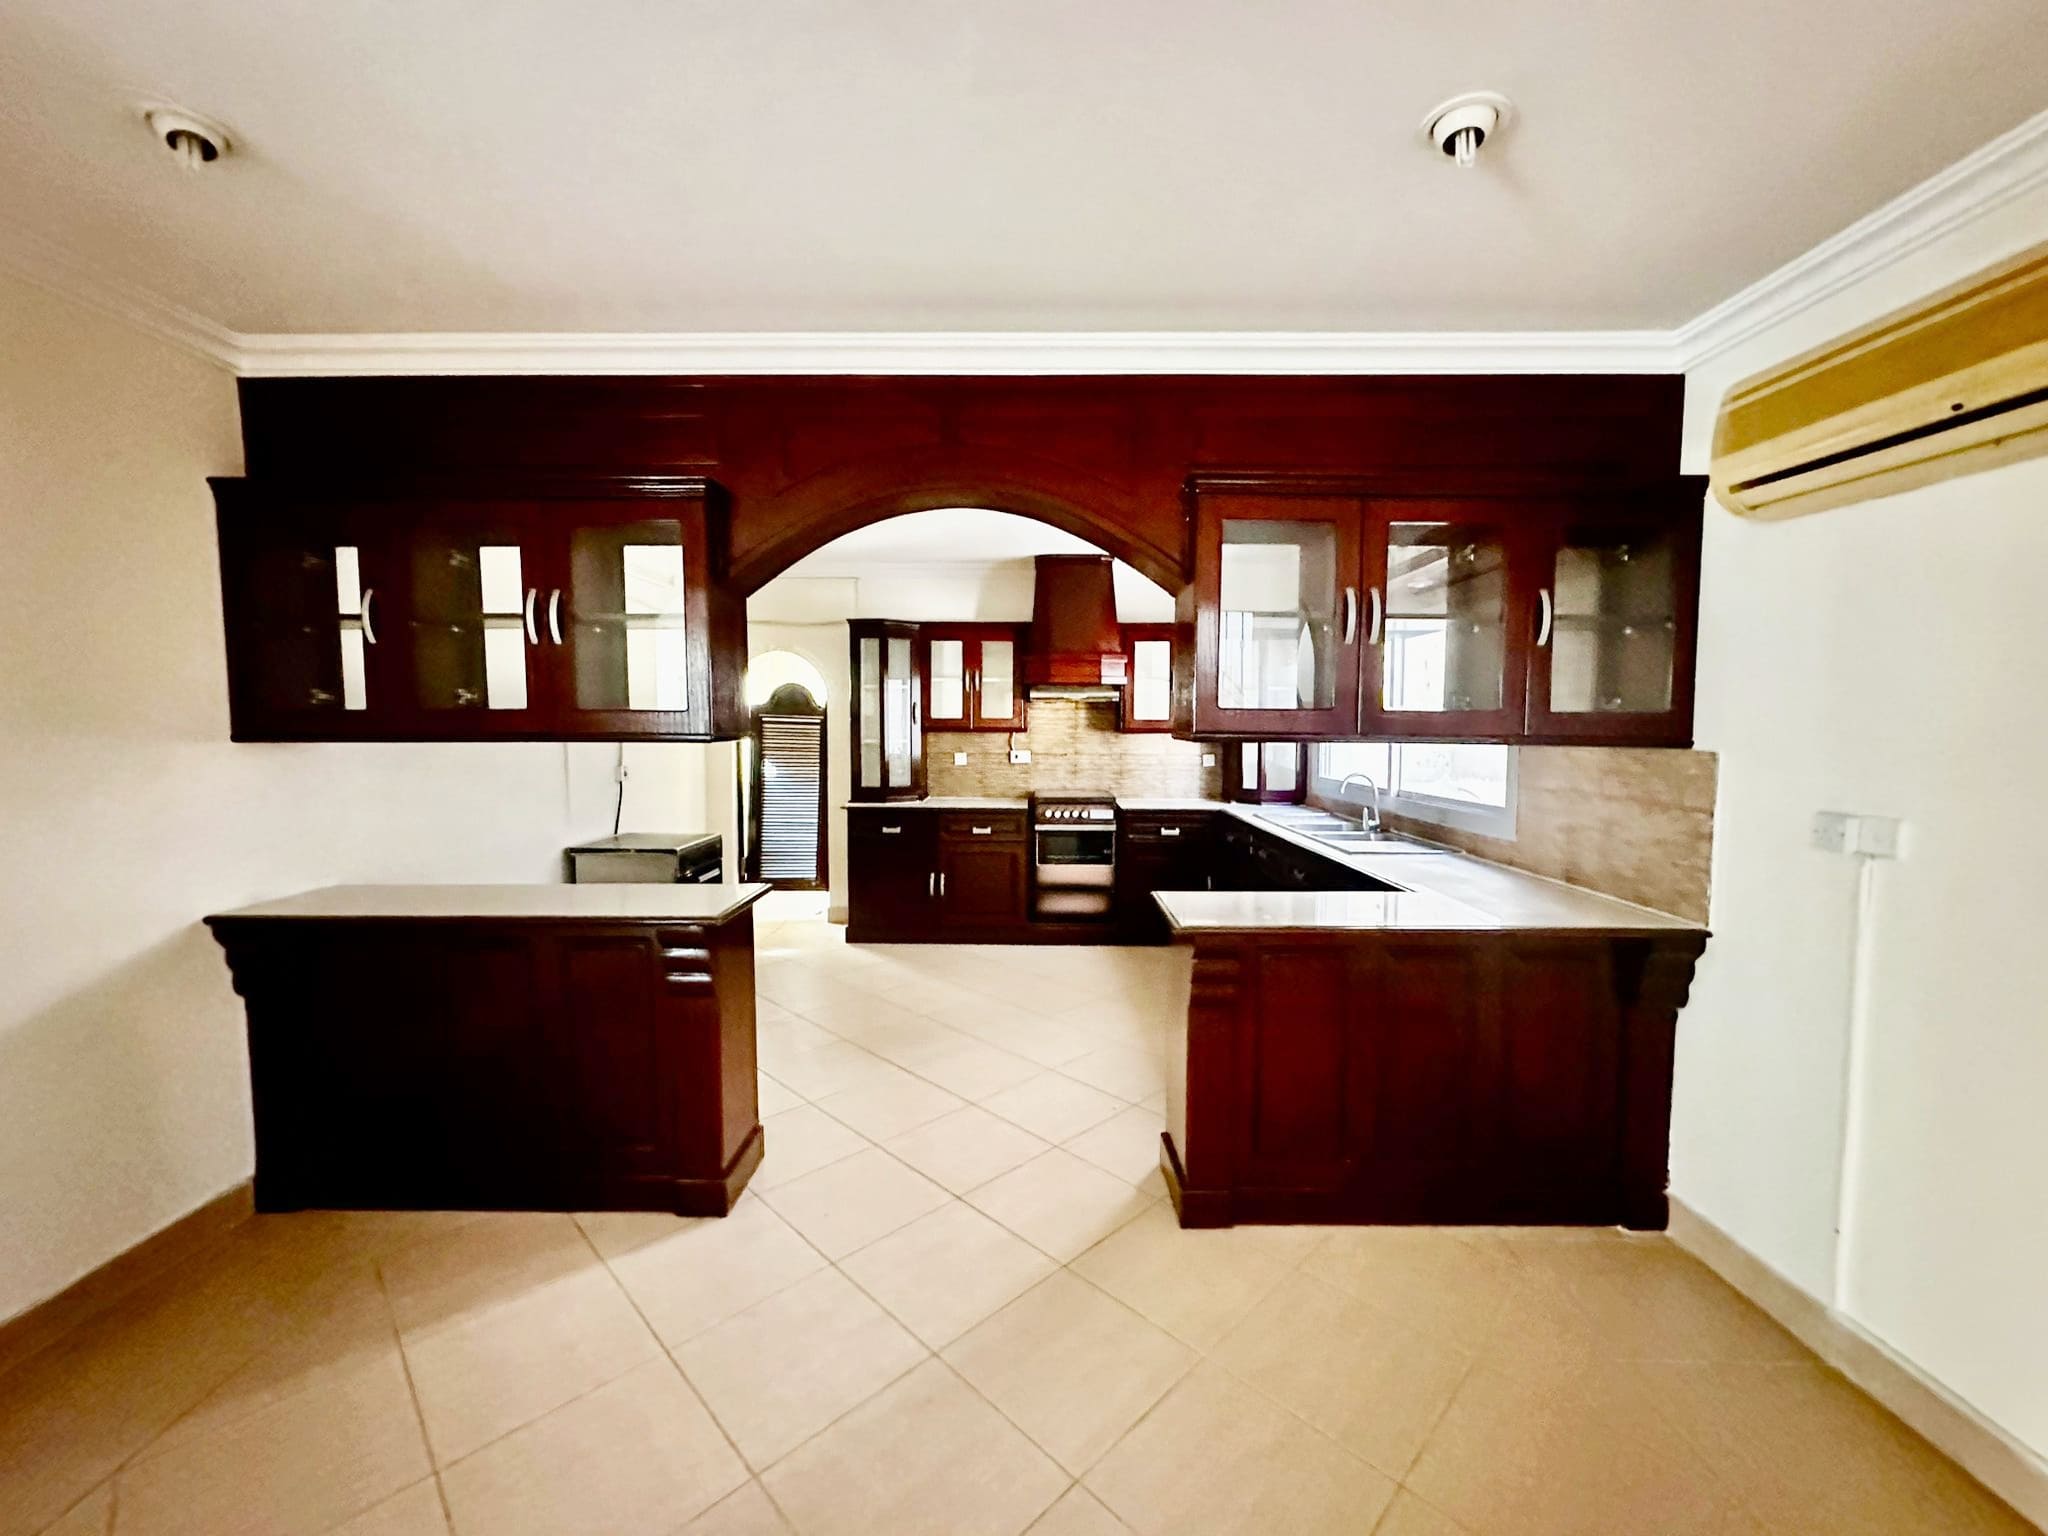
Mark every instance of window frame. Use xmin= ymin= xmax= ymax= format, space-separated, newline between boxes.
xmin=1310 ymin=741 xmax=1517 ymax=840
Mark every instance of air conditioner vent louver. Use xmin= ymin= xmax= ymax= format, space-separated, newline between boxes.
xmin=1711 ymin=239 xmax=2048 ymax=520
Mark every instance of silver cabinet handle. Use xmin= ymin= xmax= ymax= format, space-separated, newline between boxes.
xmin=928 ymin=871 xmax=936 ymax=897
xmin=1536 ymin=588 xmax=1554 ymax=648
xmin=971 ymin=825 xmax=993 ymax=835
xmin=939 ymin=873 xmax=947 ymax=897
xmin=1162 ymin=826 xmax=1181 ymax=837
xmin=881 ymin=825 xmax=903 ymax=835
xmin=1343 ymin=586 xmax=1358 ymax=644
xmin=547 ymin=589 xmax=563 ymax=646
xmin=360 ymin=588 xmax=379 ymax=646
xmin=523 ymin=587 xmax=539 ymax=645
xmin=1366 ymin=586 xmax=1384 ymax=646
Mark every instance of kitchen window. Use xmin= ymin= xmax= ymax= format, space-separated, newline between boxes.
xmin=1312 ymin=741 xmax=1515 ymax=838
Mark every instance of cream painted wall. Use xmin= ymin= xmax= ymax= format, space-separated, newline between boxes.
xmin=1677 ymin=182 xmax=2048 ymax=1458
xmin=0 ymin=273 xmax=705 ymax=1323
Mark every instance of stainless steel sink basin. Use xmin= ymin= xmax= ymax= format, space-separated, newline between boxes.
xmin=1311 ymin=830 xmax=1435 ymax=854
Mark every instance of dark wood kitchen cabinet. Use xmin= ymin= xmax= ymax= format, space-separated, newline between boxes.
xmin=1118 ymin=623 xmax=1178 ymax=732
xmin=846 ymin=809 xmax=937 ymax=938
xmin=1116 ymin=811 xmax=1218 ymax=940
xmin=937 ymin=813 xmax=1030 ymax=931
xmin=206 ymin=885 xmax=769 ymax=1215
xmin=1177 ymin=476 xmax=1705 ymax=747
xmin=212 ymin=477 xmax=746 ymax=742
xmin=923 ymin=625 xmax=1029 ymax=733
xmin=847 ymin=806 xmax=1029 ymax=940
xmin=848 ymin=621 xmax=927 ymax=801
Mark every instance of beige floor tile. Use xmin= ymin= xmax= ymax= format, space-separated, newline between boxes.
xmin=1636 ymin=1359 xmax=2037 ymax=1535
xmin=762 ymin=1359 xmax=1066 ymax=1536
xmin=912 ymin=1039 xmax=1046 ymax=1100
xmin=1301 ymin=1228 xmax=1523 ymax=1352
xmin=757 ymin=1072 xmax=805 ymax=1115
xmin=31 ymin=1482 xmax=112 ymax=1536
xmin=945 ymin=1272 xmax=1195 ymax=1474
xmin=607 ymin=1198 xmax=827 ymax=1345
xmin=752 ymin=1104 xmax=871 ymax=1191
xmin=755 ymin=1148 xmax=952 ymax=1259
xmin=943 ymin=1002 xmax=1102 ymax=1068
xmin=1025 ymin=1486 xmax=1136 ymax=1536
xmin=814 ymin=1066 xmax=965 ymax=1140
xmin=577 ymin=1207 xmax=703 ymax=1262
xmin=1084 ymin=1362 xmax=1395 ymax=1536
xmin=1210 ymin=1271 xmax=1471 ymax=1477
xmin=883 ymin=1105 xmax=1051 ymax=1195
xmin=378 ymin=1213 xmax=596 ymax=1338
xmin=839 ymin=1202 xmax=1055 ymax=1347
xmin=758 ymin=1040 xmax=902 ymax=1100
xmin=1061 ymin=1106 xmax=1168 ymax=1186
xmin=1370 ymin=1489 xmax=1474 ymax=1536
xmin=966 ymin=1150 xmax=1158 ymax=1262
xmin=1056 ymin=1046 xmax=1166 ymax=1104
xmin=440 ymin=1359 xmax=746 ymax=1536
xmin=401 ymin=1265 xmax=659 ymax=1465
xmin=1403 ymin=1361 xmax=1758 ymax=1536
xmin=1068 ymin=1203 xmax=1293 ymax=1350
xmin=111 ymin=1338 xmax=429 ymax=1536
xmin=980 ymin=1072 xmax=1128 ymax=1143
xmin=684 ymin=1479 xmax=796 ymax=1534
xmin=675 ymin=1268 xmax=927 ymax=1469
xmin=1497 ymin=1234 xmax=1806 ymax=1365
xmin=331 ymin=1477 xmax=451 ymax=1536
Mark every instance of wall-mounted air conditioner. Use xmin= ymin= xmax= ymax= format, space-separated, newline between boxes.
xmin=1711 ymin=239 xmax=2048 ymax=519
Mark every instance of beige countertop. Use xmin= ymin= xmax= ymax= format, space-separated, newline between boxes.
xmin=207 ymin=883 xmax=771 ymax=925
xmin=1115 ymin=797 xmax=1228 ymax=811
xmin=845 ymin=797 xmax=1029 ymax=811
xmin=1157 ymin=805 xmax=1705 ymax=936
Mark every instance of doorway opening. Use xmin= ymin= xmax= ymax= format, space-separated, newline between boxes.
xmin=739 ymin=654 xmax=829 ymax=889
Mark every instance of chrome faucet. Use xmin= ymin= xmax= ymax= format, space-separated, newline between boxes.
xmin=1336 ymin=773 xmax=1382 ymax=832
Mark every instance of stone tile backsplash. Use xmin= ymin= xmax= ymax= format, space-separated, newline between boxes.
xmin=926 ymin=699 xmax=1222 ymax=799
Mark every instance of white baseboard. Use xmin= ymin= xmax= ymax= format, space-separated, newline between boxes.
xmin=1667 ymin=1196 xmax=2048 ymax=1531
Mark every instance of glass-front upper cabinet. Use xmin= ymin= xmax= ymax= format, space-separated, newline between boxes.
xmin=392 ymin=513 xmax=549 ymax=731
xmin=851 ymin=620 xmax=925 ymax=800
xmin=1188 ymin=491 xmax=1363 ymax=737
xmin=1359 ymin=501 xmax=1528 ymax=740
xmin=213 ymin=487 xmax=399 ymax=739
xmin=1119 ymin=623 xmax=1176 ymax=732
xmin=921 ymin=625 xmax=1026 ymax=733
xmin=1524 ymin=496 xmax=1700 ymax=744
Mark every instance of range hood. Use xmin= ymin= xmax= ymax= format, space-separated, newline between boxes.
xmin=1027 ymin=554 xmax=1128 ymax=699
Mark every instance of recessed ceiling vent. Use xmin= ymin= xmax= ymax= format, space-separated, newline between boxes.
xmin=143 ymin=106 xmax=234 ymax=170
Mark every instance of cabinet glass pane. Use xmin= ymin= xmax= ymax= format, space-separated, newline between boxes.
xmin=928 ymin=638 xmax=966 ymax=722
xmin=1548 ymin=527 xmax=1677 ymax=714
xmin=1380 ymin=523 xmax=1508 ymax=714
xmin=1263 ymin=742 xmax=1300 ymax=795
xmin=885 ymin=636 xmax=917 ymax=787
xmin=241 ymin=539 xmax=369 ymax=714
xmin=979 ymin=639 xmax=1015 ymax=721
xmin=1130 ymin=639 xmax=1171 ymax=721
xmin=859 ymin=636 xmax=883 ymax=788
xmin=408 ymin=540 xmax=531 ymax=711
xmin=335 ymin=546 xmax=368 ymax=711
xmin=1217 ymin=520 xmax=1338 ymax=711
xmin=569 ymin=524 xmax=689 ymax=713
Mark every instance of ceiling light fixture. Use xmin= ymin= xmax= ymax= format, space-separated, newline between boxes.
xmin=143 ymin=105 xmax=233 ymax=170
xmin=1422 ymin=91 xmax=1513 ymax=169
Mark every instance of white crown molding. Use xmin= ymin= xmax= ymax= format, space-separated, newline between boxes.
xmin=0 ymin=222 xmax=240 ymax=370
xmin=225 ymin=327 xmax=1678 ymax=377
xmin=1674 ymin=106 xmax=2048 ymax=370
xmin=7 ymin=107 xmax=2046 ymax=380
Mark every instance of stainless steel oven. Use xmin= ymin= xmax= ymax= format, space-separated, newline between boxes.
xmin=1032 ymin=795 xmax=1117 ymax=920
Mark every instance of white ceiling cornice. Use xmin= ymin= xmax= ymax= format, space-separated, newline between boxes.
xmin=1673 ymin=105 xmax=2048 ymax=370
xmin=6 ymin=106 xmax=2044 ymax=381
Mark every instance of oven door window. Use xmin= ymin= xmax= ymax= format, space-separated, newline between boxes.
xmin=1036 ymin=829 xmax=1114 ymax=865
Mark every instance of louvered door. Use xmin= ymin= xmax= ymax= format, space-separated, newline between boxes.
xmin=754 ymin=711 xmax=826 ymax=886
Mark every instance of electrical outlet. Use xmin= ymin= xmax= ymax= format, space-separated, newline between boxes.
xmin=1812 ymin=810 xmax=1904 ymax=859
xmin=1201 ymin=752 xmax=1216 ymax=767
xmin=1810 ymin=811 xmax=1851 ymax=854
xmin=1009 ymin=748 xmax=1031 ymax=764
xmin=953 ymin=751 xmax=969 ymax=766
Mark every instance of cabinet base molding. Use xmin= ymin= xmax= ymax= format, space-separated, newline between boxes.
xmin=1667 ymin=1197 xmax=2048 ymax=1532
xmin=0 ymin=1181 xmax=254 ymax=1381
xmin=1159 ymin=1134 xmax=1232 ymax=1229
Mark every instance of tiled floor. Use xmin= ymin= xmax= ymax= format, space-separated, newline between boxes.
xmin=1 ymin=895 xmax=2032 ymax=1536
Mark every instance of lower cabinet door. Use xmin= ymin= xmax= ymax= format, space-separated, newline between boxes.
xmin=938 ymin=840 xmax=1028 ymax=930
xmin=848 ymin=820 xmax=937 ymax=937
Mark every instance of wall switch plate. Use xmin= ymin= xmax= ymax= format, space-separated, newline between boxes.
xmin=1009 ymin=748 xmax=1031 ymax=764
xmin=1201 ymin=752 xmax=1216 ymax=767
xmin=1812 ymin=810 xmax=1904 ymax=859
xmin=953 ymin=751 xmax=969 ymax=766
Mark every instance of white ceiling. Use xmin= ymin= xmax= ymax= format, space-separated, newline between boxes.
xmin=3 ymin=0 xmax=2044 ymax=337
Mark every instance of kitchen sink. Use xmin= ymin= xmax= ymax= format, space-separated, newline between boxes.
xmin=1250 ymin=809 xmax=1436 ymax=855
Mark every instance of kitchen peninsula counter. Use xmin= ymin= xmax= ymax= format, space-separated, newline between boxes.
xmin=207 ymin=882 xmax=770 ymax=1217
